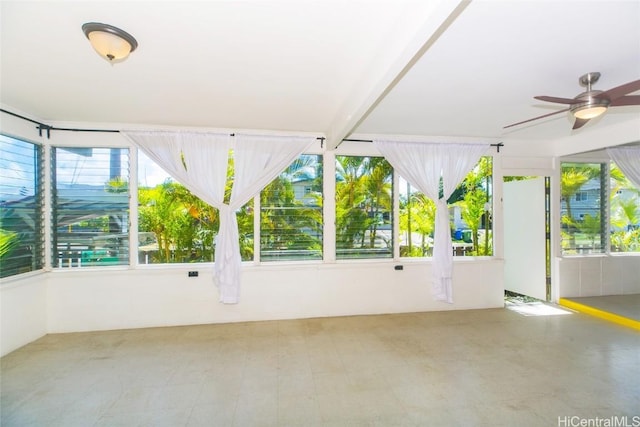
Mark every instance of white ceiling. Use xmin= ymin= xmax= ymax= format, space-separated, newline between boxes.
xmin=1 ymin=0 xmax=639 ymax=150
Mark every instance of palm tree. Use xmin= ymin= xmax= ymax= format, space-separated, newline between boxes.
xmin=560 ymin=164 xmax=599 ymax=227
xmin=611 ymin=196 xmax=640 ymax=230
xmin=335 ymin=156 xmax=369 ymax=251
xmin=363 ymin=158 xmax=392 ymax=248
xmin=610 ymin=194 xmax=640 ymax=252
xmin=260 ymin=155 xmax=322 ymax=258
xmin=335 ymin=156 xmax=393 ymax=255
xmin=579 ymin=213 xmax=602 ymax=250
xmin=138 ymin=181 xmax=184 ymax=262
xmin=0 ymin=229 xmax=19 ymax=261
xmin=456 ymin=157 xmax=492 ymax=255
xmin=457 ymin=190 xmax=485 ymax=255
xmin=400 ymin=192 xmax=436 ymax=256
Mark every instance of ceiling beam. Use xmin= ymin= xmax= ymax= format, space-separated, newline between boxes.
xmin=323 ymin=0 xmax=470 ymax=150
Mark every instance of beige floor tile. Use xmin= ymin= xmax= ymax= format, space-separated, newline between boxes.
xmin=277 ymin=395 xmax=322 ymax=426
xmin=2 ymin=308 xmax=639 ymax=427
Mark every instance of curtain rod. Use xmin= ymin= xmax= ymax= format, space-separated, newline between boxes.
xmin=1 ymin=108 xmax=503 ymax=152
xmin=1 ymin=108 xmax=322 ymax=141
xmin=318 ymin=137 xmax=504 ymax=152
xmin=1 ymin=108 xmax=120 ymax=139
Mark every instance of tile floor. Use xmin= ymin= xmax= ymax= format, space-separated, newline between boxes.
xmin=1 ymin=307 xmax=639 ymax=427
xmin=562 ymin=294 xmax=640 ymax=321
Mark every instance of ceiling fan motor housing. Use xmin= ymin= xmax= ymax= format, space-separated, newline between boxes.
xmin=573 ymin=89 xmax=610 ymax=105
xmin=573 ymin=72 xmax=610 ymax=113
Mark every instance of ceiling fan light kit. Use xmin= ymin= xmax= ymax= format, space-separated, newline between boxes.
xmin=504 ymin=72 xmax=640 ymax=130
xmin=572 ymin=104 xmax=608 ymax=120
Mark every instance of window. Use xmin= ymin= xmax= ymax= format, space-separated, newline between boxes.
xmin=560 ymin=162 xmax=604 ymax=255
xmin=0 ymin=135 xmax=44 ymax=277
xmin=610 ymin=162 xmax=639 ymax=253
xmin=139 ymin=151 xmax=217 ymax=264
xmin=260 ymin=154 xmax=322 ymax=261
xmin=575 ymin=192 xmax=588 ymax=202
xmin=399 ymin=180 xmax=435 ymax=257
xmin=399 ymin=156 xmax=493 ymax=257
xmin=335 ymin=156 xmax=392 ymax=259
xmin=53 ymin=147 xmax=130 ymax=267
xmin=137 ymin=150 xmax=254 ymax=264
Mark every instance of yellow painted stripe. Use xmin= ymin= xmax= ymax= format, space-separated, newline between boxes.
xmin=559 ymin=298 xmax=640 ymax=332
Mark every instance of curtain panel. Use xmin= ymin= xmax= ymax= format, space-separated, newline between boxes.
xmin=607 ymin=146 xmax=640 ymax=189
xmin=123 ymin=130 xmax=314 ymax=304
xmin=373 ymin=140 xmax=489 ymax=303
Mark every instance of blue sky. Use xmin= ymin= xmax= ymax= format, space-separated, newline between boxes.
xmin=0 ymin=135 xmax=36 ymax=201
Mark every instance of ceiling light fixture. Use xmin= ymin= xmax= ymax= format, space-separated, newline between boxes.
xmin=82 ymin=22 xmax=138 ymax=63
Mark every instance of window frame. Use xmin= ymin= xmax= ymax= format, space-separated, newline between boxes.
xmin=50 ymin=144 xmax=131 ymax=269
xmin=259 ymin=153 xmax=324 ymax=263
xmin=0 ymin=135 xmax=501 ymax=276
xmin=334 ymin=153 xmax=394 ymax=261
xmin=0 ymin=134 xmax=45 ymax=278
xmin=397 ymin=156 xmax=494 ymax=259
xmin=559 ymin=159 xmax=639 ymax=256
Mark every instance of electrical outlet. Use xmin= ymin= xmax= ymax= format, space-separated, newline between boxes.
xmin=394 ymin=265 xmax=404 ymax=271
xmin=188 ymin=271 xmax=199 ymax=277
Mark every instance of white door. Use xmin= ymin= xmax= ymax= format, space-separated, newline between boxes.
xmin=503 ymin=177 xmax=548 ymax=301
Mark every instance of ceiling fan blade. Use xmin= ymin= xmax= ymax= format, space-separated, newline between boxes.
xmin=534 ymin=95 xmax=583 ymax=105
xmin=596 ymin=79 xmax=640 ymax=101
xmin=610 ymin=95 xmax=640 ymax=106
xmin=503 ymin=108 xmax=570 ymax=129
xmin=573 ymin=118 xmax=590 ymax=130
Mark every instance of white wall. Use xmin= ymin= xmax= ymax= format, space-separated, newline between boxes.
xmin=557 ymin=256 xmax=640 ymax=298
xmin=0 ymin=273 xmax=47 ymax=356
xmin=1 ymin=259 xmax=503 ymax=356
xmin=45 ymin=260 xmax=504 ymax=333
xmin=1 ymin=112 xmax=49 ymax=356
xmin=552 ymin=117 xmax=640 ymax=157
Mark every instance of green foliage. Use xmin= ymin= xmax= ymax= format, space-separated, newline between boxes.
xmin=611 ymin=196 xmax=640 ymax=231
xmin=335 ymin=156 xmax=392 ymax=255
xmin=138 ymin=180 xmax=222 ymax=263
xmin=580 ymin=213 xmax=602 ymax=247
xmin=400 ymin=157 xmax=492 ymax=257
xmin=561 ymin=162 xmax=639 ymax=254
xmin=259 ymin=155 xmax=322 ymax=257
xmin=400 ymin=192 xmax=435 ymax=256
xmin=105 ymin=177 xmax=128 ymax=193
xmin=0 ymin=229 xmax=19 ymax=260
xmin=456 ymin=157 xmax=492 ymax=255
xmin=611 ymin=228 xmax=640 ymax=252
xmin=138 ymin=154 xmax=325 ymax=263
xmin=561 ymin=163 xmax=599 ymax=223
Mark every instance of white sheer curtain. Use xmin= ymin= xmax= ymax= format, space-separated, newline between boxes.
xmin=216 ymin=134 xmax=315 ymax=303
xmin=373 ymin=140 xmax=489 ymax=303
xmin=123 ymin=130 xmax=314 ymax=304
xmin=123 ymin=131 xmax=230 ymax=207
xmin=607 ymin=146 xmax=640 ymax=189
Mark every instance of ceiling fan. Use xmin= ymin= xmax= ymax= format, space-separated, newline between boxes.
xmin=504 ymin=72 xmax=640 ymax=130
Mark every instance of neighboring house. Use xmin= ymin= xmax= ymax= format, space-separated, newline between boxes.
xmin=561 ymin=178 xmax=601 ymax=222
xmin=291 ymin=178 xmax=320 ymax=206
xmin=561 ymin=178 xmax=640 ymax=229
